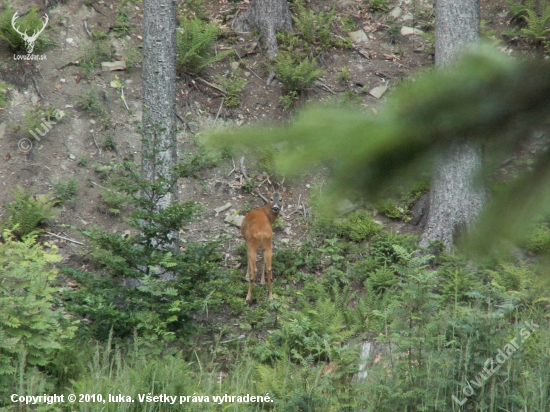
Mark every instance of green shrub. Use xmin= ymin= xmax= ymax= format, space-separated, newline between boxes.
xmin=0 ymin=230 xmax=77 ymax=398
xmin=77 ymin=87 xmax=105 ymax=117
xmin=336 ymin=210 xmax=382 ymax=242
xmin=54 ymin=178 xmax=79 ymax=204
xmin=79 ymin=39 xmax=113 ymax=77
xmin=273 ymin=51 xmax=324 ymax=93
xmin=1 ymin=185 xmax=57 ymax=239
xmin=0 ymin=6 xmax=50 ymax=53
xmin=23 ymin=105 xmax=62 ymax=140
xmin=369 ymin=0 xmax=391 ymax=12
xmin=525 ymin=225 xmax=550 ymax=253
xmin=176 ymin=18 xmax=231 ymax=75
xmin=215 ymin=73 xmax=247 ymax=108
xmin=0 ymin=81 xmax=9 ymax=107
xmin=293 ymin=1 xmax=336 ymax=48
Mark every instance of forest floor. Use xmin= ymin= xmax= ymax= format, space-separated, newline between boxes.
xmin=0 ymin=0 xmax=546 ymax=281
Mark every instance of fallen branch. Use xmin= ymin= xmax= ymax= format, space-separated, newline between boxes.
xmin=228 ymin=157 xmax=236 ymax=176
xmin=83 ymin=20 xmax=92 ymax=38
xmin=195 ymin=77 xmax=227 ymax=95
xmin=31 ymin=76 xmax=43 ymax=100
xmin=44 ymin=231 xmax=84 ymax=246
xmin=213 ymin=97 xmax=224 ymax=126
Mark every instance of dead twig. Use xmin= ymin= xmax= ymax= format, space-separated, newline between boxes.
xmin=195 ymin=77 xmax=227 ymax=95
xmin=44 ymin=231 xmax=84 ymax=246
xmin=213 ymin=97 xmax=224 ymax=126
xmin=255 ymin=189 xmax=268 ymax=203
xmin=120 ymin=86 xmax=130 ymax=111
xmin=228 ymin=157 xmax=236 ymax=176
xmin=31 ymin=76 xmax=43 ymax=100
xmin=234 ymin=49 xmax=262 ymax=80
xmin=92 ymin=132 xmax=101 ymax=154
xmin=240 ymin=156 xmax=251 ymax=183
xmin=83 ymin=20 xmax=92 ymax=38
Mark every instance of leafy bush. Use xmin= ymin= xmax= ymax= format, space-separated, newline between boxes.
xmin=79 ymin=39 xmax=113 ymax=77
xmin=215 ymin=73 xmax=247 ymax=108
xmin=369 ymin=0 xmax=391 ymax=12
xmin=54 ymin=178 xmax=79 ymax=204
xmin=176 ymin=18 xmax=231 ymax=75
xmin=0 ymin=230 xmax=77 ymax=398
xmin=0 ymin=81 xmax=9 ymax=107
xmin=273 ymin=51 xmax=324 ymax=93
xmin=1 ymin=185 xmax=57 ymax=239
xmin=293 ymin=1 xmax=336 ymax=48
xmin=0 ymin=6 xmax=50 ymax=53
xmin=336 ymin=210 xmax=382 ymax=242
xmin=77 ymin=87 xmax=105 ymax=117
xmin=525 ymin=225 xmax=550 ymax=253
xmin=23 ymin=105 xmax=62 ymax=140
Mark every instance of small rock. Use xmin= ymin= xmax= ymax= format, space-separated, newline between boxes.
xmin=69 ymin=154 xmax=76 ymax=160
xmin=89 ymin=119 xmax=96 ymax=124
xmin=230 ymin=61 xmax=239 ymax=71
xmin=100 ymin=61 xmax=127 ymax=71
xmin=244 ymin=71 xmax=251 ymax=77
xmin=369 ymin=85 xmax=388 ymax=99
xmin=215 ymin=202 xmax=232 ymax=214
xmin=224 ymin=214 xmax=244 ymax=227
xmin=66 ymin=38 xmax=74 ymax=44
xmin=401 ymin=13 xmax=414 ymax=22
xmin=110 ymin=80 xmax=119 ymax=88
xmin=60 ymin=78 xmax=66 ymax=83
xmin=400 ymin=26 xmax=424 ymax=36
xmin=389 ymin=6 xmax=403 ymax=18
xmin=348 ymin=29 xmax=370 ymax=44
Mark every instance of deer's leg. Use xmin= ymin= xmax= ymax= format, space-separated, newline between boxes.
xmin=260 ymin=249 xmax=266 ymax=285
xmin=246 ymin=243 xmax=258 ymax=303
xmin=264 ymin=244 xmax=273 ymax=300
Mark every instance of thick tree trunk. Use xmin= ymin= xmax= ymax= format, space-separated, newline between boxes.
xmin=420 ymin=0 xmax=487 ymax=249
xmin=142 ymin=0 xmax=177 ymax=210
xmin=419 ymin=139 xmax=487 ymax=247
xmin=419 ymin=0 xmax=486 ymax=249
xmin=244 ymin=0 xmax=293 ymax=58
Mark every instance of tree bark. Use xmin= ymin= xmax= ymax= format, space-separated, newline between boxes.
xmin=142 ymin=0 xmax=177 ymax=210
xmin=419 ymin=0 xmax=487 ymax=249
xmin=244 ymin=0 xmax=293 ymax=58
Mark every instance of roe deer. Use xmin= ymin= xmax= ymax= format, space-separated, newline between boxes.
xmin=241 ymin=191 xmax=282 ymax=303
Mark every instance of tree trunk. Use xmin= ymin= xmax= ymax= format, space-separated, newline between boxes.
xmin=244 ymin=0 xmax=293 ymax=58
xmin=142 ymin=0 xmax=177 ymax=210
xmin=419 ymin=0 xmax=487 ymax=249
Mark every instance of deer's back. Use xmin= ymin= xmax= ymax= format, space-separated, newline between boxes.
xmin=241 ymin=208 xmax=273 ymax=246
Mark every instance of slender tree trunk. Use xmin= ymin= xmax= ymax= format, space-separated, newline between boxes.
xmin=244 ymin=0 xmax=293 ymax=58
xmin=142 ymin=0 xmax=177 ymax=210
xmin=419 ymin=0 xmax=487 ymax=249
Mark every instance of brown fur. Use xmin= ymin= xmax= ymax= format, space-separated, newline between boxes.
xmin=241 ymin=192 xmax=281 ymax=303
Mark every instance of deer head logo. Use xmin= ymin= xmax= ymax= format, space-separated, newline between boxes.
xmin=11 ymin=11 xmax=49 ymax=54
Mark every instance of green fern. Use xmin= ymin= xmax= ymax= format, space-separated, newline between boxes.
xmin=521 ymin=2 xmax=550 ymax=43
xmin=273 ymin=51 xmax=324 ymax=93
xmin=293 ymin=1 xmax=336 ymax=48
xmin=1 ymin=186 xmax=57 ymax=239
xmin=176 ymin=18 xmax=231 ymax=75
xmin=0 ymin=6 xmax=50 ymax=53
